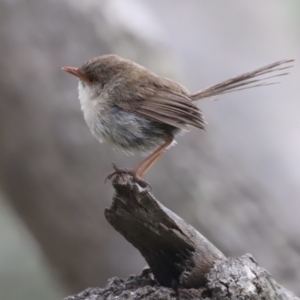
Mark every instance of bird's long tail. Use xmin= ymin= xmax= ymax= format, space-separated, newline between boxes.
xmin=190 ymin=59 xmax=294 ymax=101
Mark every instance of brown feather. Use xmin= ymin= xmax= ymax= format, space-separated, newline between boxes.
xmin=117 ymin=85 xmax=206 ymax=130
xmin=111 ymin=57 xmax=293 ymax=132
xmin=190 ymin=59 xmax=294 ymax=100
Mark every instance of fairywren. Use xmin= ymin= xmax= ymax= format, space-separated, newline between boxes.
xmin=62 ymin=55 xmax=293 ymax=186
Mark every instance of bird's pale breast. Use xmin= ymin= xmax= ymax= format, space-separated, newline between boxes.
xmin=78 ymin=81 xmax=179 ymax=156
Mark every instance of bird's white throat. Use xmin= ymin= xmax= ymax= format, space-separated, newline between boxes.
xmin=78 ymin=81 xmax=94 ymax=125
xmin=77 ymin=81 xmax=107 ymax=143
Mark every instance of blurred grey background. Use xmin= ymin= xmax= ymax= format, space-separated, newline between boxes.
xmin=0 ymin=0 xmax=300 ymax=299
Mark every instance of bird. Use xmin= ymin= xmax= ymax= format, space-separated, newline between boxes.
xmin=62 ymin=55 xmax=293 ymax=187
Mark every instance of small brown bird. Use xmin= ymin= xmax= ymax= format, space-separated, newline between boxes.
xmin=62 ymin=55 xmax=293 ymax=187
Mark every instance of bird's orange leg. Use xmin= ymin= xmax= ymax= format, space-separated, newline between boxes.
xmin=106 ymin=136 xmax=174 ymax=187
xmin=134 ymin=137 xmax=173 ymax=176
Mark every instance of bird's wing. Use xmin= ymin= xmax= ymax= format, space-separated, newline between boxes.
xmin=117 ymin=88 xmax=206 ymax=130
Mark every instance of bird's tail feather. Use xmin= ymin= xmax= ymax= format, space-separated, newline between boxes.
xmin=190 ymin=59 xmax=294 ymax=101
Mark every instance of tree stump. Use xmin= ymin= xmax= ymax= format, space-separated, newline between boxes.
xmin=65 ymin=175 xmax=298 ymax=299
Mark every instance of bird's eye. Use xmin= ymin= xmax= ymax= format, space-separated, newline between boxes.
xmin=88 ymin=75 xmax=94 ymax=83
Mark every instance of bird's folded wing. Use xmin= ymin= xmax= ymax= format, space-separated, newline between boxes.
xmin=118 ymin=90 xmax=206 ymax=130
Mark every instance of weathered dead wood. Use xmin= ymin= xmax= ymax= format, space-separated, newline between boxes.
xmin=65 ymin=255 xmax=299 ymax=299
xmin=105 ymin=174 xmax=225 ymax=288
xmin=65 ymin=175 xmax=299 ymax=299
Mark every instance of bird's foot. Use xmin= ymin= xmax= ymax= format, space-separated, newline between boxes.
xmin=105 ymin=163 xmax=151 ymax=189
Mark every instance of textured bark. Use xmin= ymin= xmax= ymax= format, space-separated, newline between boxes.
xmin=105 ymin=174 xmax=225 ymax=288
xmin=65 ymin=175 xmax=298 ymax=300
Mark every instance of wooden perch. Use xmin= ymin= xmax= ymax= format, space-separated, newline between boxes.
xmin=105 ymin=174 xmax=225 ymax=288
xmin=65 ymin=174 xmax=299 ymax=299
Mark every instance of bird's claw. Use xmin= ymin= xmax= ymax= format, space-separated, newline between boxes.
xmin=105 ymin=163 xmax=152 ymax=189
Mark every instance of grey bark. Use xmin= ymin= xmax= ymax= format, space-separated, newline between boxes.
xmin=64 ymin=257 xmax=298 ymax=300
xmin=65 ymin=174 xmax=298 ymax=300
xmin=105 ymin=174 xmax=225 ymax=288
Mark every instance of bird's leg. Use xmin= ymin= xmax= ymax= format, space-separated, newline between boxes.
xmin=106 ymin=136 xmax=174 ymax=188
xmin=135 ymin=145 xmax=169 ymax=177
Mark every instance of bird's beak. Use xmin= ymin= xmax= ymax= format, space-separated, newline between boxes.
xmin=61 ymin=66 xmax=81 ymax=78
